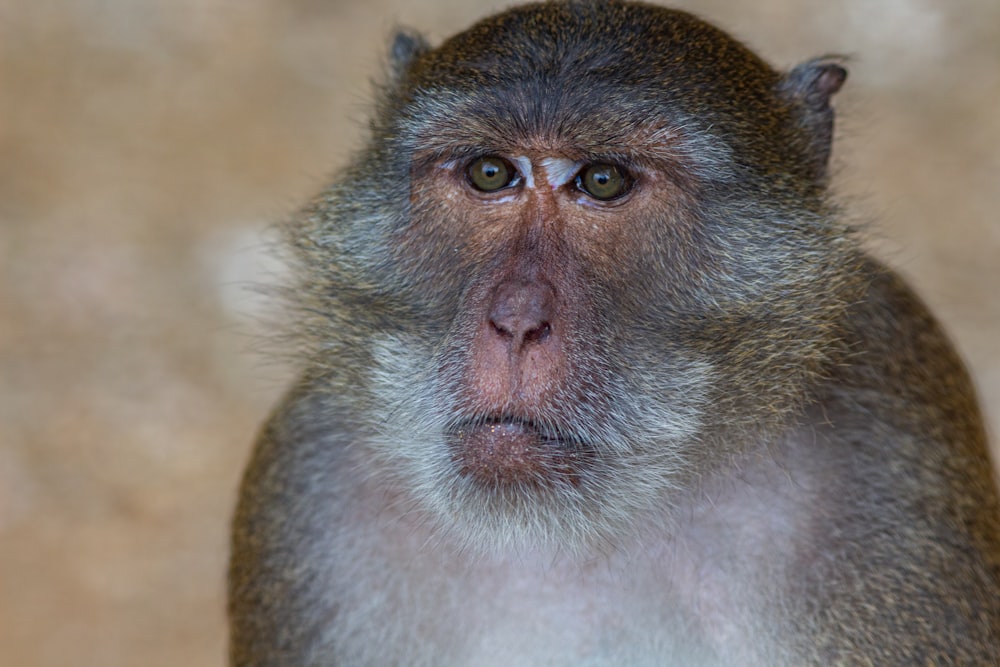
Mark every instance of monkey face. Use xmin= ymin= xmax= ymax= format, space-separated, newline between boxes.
xmin=294 ymin=1 xmax=858 ymax=554
xmin=405 ymin=145 xmax=712 ymax=474
xmin=359 ymin=135 xmax=723 ymax=553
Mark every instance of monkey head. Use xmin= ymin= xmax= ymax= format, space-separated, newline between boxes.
xmin=288 ymin=0 xmax=857 ymax=554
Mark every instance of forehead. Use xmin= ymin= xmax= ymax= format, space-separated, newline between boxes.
xmin=406 ymin=82 xmax=669 ymax=150
xmin=422 ymin=5 xmax=752 ymax=77
xmin=397 ymin=3 xmax=779 ymax=161
xmin=408 ymin=2 xmax=777 ymax=107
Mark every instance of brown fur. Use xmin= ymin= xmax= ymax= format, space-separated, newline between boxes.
xmin=229 ymin=2 xmax=1000 ymax=664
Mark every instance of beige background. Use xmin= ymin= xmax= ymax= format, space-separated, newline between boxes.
xmin=1 ymin=1 xmax=998 ymax=665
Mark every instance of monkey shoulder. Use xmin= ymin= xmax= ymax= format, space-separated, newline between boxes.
xmin=781 ymin=260 xmax=1000 ymax=662
xmin=228 ymin=383 xmax=360 ymax=666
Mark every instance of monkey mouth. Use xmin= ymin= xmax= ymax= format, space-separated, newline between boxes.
xmin=446 ymin=416 xmax=592 ymax=487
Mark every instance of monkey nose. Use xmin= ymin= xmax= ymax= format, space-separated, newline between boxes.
xmin=488 ymin=280 xmax=555 ymax=348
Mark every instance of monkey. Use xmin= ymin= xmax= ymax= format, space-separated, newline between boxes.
xmin=228 ymin=1 xmax=1000 ymax=664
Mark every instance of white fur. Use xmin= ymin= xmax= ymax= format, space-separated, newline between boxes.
xmin=512 ymin=156 xmax=535 ymax=189
xmin=539 ymin=157 xmax=584 ymax=189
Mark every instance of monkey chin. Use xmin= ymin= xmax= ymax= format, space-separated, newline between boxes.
xmin=447 ymin=416 xmax=594 ymax=488
xmin=433 ymin=413 xmax=676 ymax=558
xmin=365 ymin=335 xmax=705 ymax=555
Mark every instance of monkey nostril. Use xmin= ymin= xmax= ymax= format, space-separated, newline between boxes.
xmin=491 ymin=317 xmax=551 ymax=344
xmin=490 ymin=317 xmax=515 ymax=339
xmin=488 ymin=280 xmax=556 ymax=348
xmin=525 ymin=321 xmax=551 ymax=344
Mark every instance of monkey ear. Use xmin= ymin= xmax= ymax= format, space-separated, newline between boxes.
xmin=387 ymin=28 xmax=431 ymax=83
xmin=779 ymin=56 xmax=849 ymax=180
xmin=781 ymin=57 xmax=848 ymax=109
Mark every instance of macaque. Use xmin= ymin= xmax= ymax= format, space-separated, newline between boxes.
xmin=229 ymin=1 xmax=1000 ymax=664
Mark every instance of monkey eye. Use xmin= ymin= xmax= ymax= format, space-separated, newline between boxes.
xmin=576 ymin=163 xmax=630 ymax=201
xmin=467 ymin=156 xmax=519 ymax=192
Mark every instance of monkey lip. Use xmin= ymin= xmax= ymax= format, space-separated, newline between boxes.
xmin=446 ymin=417 xmax=590 ymax=487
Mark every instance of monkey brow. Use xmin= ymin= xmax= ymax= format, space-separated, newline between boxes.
xmin=407 ymin=123 xmax=734 ymax=182
xmin=405 ymin=83 xmax=729 ymax=157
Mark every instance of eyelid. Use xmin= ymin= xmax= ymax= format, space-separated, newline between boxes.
xmin=574 ymin=162 xmax=634 ymax=200
xmin=465 ymin=155 xmax=521 ymax=192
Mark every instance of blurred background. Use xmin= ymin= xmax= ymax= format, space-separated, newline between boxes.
xmin=0 ymin=0 xmax=998 ymax=665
